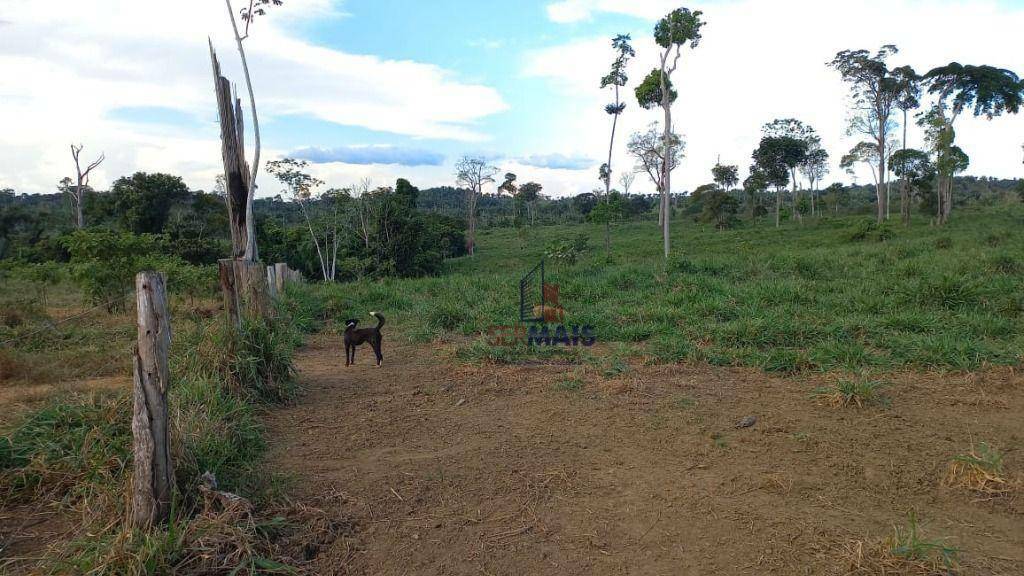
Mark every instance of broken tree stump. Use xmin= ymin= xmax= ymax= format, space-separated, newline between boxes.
xmin=131 ymin=271 xmax=174 ymax=529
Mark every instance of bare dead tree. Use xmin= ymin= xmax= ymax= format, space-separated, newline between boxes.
xmin=454 ymin=156 xmax=498 ymax=257
xmin=216 ymin=0 xmax=281 ymax=261
xmin=68 ymin=144 xmax=104 ymax=228
xmin=210 ymin=44 xmax=254 ymax=260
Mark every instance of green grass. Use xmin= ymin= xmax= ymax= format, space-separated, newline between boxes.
xmin=0 ymin=287 xmax=315 ymax=573
xmin=316 ymin=205 xmax=1024 ymax=373
xmin=813 ymin=379 xmax=889 ymax=408
xmin=889 ymin=513 xmax=959 ymax=569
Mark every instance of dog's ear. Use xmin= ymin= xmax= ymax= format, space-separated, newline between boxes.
xmin=345 ymin=319 xmax=359 ymax=328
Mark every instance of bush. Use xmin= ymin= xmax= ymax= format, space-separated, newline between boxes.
xmin=847 ymin=219 xmax=895 ymax=242
xmin=545 ymin=233 xmax=589 ymax=265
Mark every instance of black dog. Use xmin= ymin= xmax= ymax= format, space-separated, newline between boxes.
xmin=344 ymin=312 xmax=385 ymax=367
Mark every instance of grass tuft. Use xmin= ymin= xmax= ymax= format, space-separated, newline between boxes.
xmin=888 ymin=513 xmax=959 ymax=573
xmin=813 ymin=379 xmax=888 ymax=408
xmin=944 ymin=442 xmax=1016 ymax=498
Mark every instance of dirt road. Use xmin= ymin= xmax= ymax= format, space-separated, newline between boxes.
xmin=266 ymin=332 xmax=1023 ymax=575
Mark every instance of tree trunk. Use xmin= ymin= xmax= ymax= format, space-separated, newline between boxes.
xmin=466 ymin=186 xmax=478 ymax=256
xmin=659 ymin=55 xmax=673 ymax=261
xmin=131 ymin=272 xmax=173 ymax=530
xmin=224 ymin=0 xmax=260 ymax=262
xmin=876 ymin=136 xmax=887 ymax=224
xmin=74 ymin=191 xmax=85 ymax=229
xmin=210 ymin=44 xmax=253 ymax=260
xmin=775 ymin=188 xmax=781 ymax=227
xmin=791 ymin=168 xmax=802 ymax=223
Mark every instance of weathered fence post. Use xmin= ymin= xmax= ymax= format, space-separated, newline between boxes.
xmin=218 ymin=259 xmax=241 ymax=329
xmin=131 ymin=271 xmax=174 ymax=530
xmin=274 ymin=263 xmax=287 ymax=294
xmin=233 ymin=259 xmax=271 ymax=319
xmin=266 ymin=265 xmax=278 ymax=299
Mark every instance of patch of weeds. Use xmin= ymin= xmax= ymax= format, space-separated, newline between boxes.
xmin=934 ymin=237 xmax=953 ymax=250
xmin=888 ymin=513 xmax=959 ymax=572
xmin=791 ymin=431 xmax=809 ymax=442
xmin=602 ymin=355 xmax=631 ymax=377
xmin=554 ymin=377 xmax=583 ymax=392
xmin=945 ymin=442 xmax=1016 ymax=497
xmin=813 ymin=379 xmax=889 ymax=409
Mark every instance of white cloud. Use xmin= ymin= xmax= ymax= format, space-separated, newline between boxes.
xmin=534 ymin=0 xmax=1024 ymax=195
xmin=0 ymin=0 xmax=507 ymax=194
xmin=546 ymin=0 xmax=596 ymax=23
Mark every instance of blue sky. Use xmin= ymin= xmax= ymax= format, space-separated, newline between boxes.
xmin=2 ymin=0 xmax=1023 ymax=197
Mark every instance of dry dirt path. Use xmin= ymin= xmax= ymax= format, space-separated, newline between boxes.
xmin=266 ymin=331 xmax=1023 ymax=575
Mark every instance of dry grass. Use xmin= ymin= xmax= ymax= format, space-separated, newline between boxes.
xmin=944 ymin=442 xmax=1018 ymax=498
xmin=838 ymin=514 xmax=959 ymax=575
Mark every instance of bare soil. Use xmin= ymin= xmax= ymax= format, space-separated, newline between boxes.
xmin=265 ymin=331 xmax=1024 ymax=575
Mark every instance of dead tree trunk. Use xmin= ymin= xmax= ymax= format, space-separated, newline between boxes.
xmin=131 ymin=272 xmax=173 ymax=529
xmin=210 ymin=42 xmax=254 ymax=261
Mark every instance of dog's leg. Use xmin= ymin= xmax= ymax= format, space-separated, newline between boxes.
xmin=373 ymin=339 xmax=382 ymax=367
xmin=345 ymin=343 xmax=351 ymax=366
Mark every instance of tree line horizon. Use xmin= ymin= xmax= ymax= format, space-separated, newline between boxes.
xmin=12 ymin=4 xmax=1024 ymax=270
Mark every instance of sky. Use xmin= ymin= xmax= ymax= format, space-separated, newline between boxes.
xmin=1 ymin=0 xmax=1023 ymax=198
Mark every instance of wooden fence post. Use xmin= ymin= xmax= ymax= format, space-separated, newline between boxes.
xmin=266 ymin=265 xmax=277 ymax=299
xmin=131 ymin=271 xmax=174 ymax=529
xmin=219 ymin=259 xmax=241 ymax=329
xmin=274 ymin=263 xmax=287 ymax=294
xmin=233 ymin=260 xmax=271 ymax=319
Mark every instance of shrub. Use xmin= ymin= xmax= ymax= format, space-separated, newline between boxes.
xmin=545 ymin=233 xmax=589 ymax=266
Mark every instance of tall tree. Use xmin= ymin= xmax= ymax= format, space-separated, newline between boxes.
xmin=600 ymin=34 xmax=635 ymax=197
xmin=627 ymin=123 xmax=684 ymax=216
xmin=889 ymin=148 xmax=933 ymax=225
xmin=599 ymin=34 xmax=635 ymax=260
xmin=619 ymin=172 xmax=635 ymax=195
xmin=840 ymin=141 xmax=884 ymax=187
xmin=497 ymin=172 xmax=518 ymax=224
xmin=636 ymin=7 xmax=704 ymax=259
xmin=829 ymin=45 xmax=901 ymax=223
xmin=752 ymin=136 xmax=801 ymax=227
xmin=742 ymin=169 xmax=768 ymax=220
xmin=68 ymin=144 xmax=104 ymax=229
xmin=518 ymin=182 xmax=542 ymax=226
xmin=891 ymin=65 xmax=920 ymax=224
xmin=763 ymin=119 xmax=816 ymax=222
xmin=712 ymin=163 xmax=739 ymax=191
xmin=265 ymin=158 xmax=337 ymax=281
xmin=111 ymin=173 xmax=189 ymax=235
xmin=799 ymin=146 xmax=829 ymax=217
xmin=921 ymin=62 xmax=1023 ymax=224
xmin=454 ymin=156 xmax=498 ymax=256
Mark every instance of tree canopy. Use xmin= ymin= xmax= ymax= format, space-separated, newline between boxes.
xmin=924 ymin=63 xmax=1024 ymax=120
xmin=635 ymin=68 xmax=677 ymax=109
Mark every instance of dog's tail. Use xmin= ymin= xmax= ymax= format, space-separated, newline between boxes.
xmin=370 ymin=311 xmax=385 ymax=329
